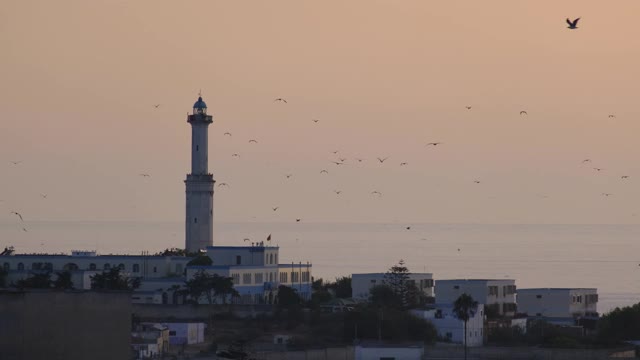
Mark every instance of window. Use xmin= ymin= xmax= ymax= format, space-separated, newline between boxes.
xmin=169 ymin=331 xmax=176 ymax=336
xmin=536 ymin=294 xmax=542 ymax=299
xmin=255 ymin=273 xmax=263 ymax=283
xmin=89 ymin=263 xmax=97 ymax=270
xmin=104 ymin=263 xmax=111 ymax=270
xmin=280 ymin=272 xmax=288 ymax=283
xmin=488 ymin=286 xmax=498 ymax=296
xmin=196 ymin=145 xmax=199 ymax=151
xmin=118 ymin=263 xmax=125 ymax=270
xmin=231 ymin=273 xmax=240 ymax=284
xmin=153 ymin=266 xmax=157 ymax=273
xmin=3 ymin=262 xmax=9 ymax=271
xmin=291 ymin=271 xmax=299 ymax=283
xmin=454 ymin=285 xmax=460 ymax=290
xmin=269 ymin=272 xmax=273 ymax=282
xmin=194 ymin=218 xmax=197 ymax=223
xmin=275 ymin=254 xmax=278 ymax=264
xmin=270 ymin=254 xmax=273 ymax=264
xmin=236 ymin=256 xmax=241 ymax=265
xmin=44 ymin=263 xmax=53 ymax=270
xmin=133 ymin=264 xmax=140 ymax=273
xmin=243 ymin=273 xmax=252 ymax=284
xmin=17 ymin=263 xmax=24 ymax=271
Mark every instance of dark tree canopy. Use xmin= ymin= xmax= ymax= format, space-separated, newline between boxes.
xmin=453 ymin=293 xmax=478 ymax=322
xmin=15 ymin=272 xmax=52 ymax=289
xmin=277 ymin=285 xmax=302 ymax=309
xmin=598 ymin=302 xmax=640 ymax=344
xmin=52 ymin=271 xmax=74 ymax=290
xmin=184 ymin=270 xmax=238 ymax=304
xmin=90 ymin=268 xmax=140 ymax=291
xmin=369 ymin=284 xmax=402 ymax=309
xmin=187 ymin=255 xmax=213 ymax=266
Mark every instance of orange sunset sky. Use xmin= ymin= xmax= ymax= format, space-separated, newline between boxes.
xmin=1 ymin=0 xmax=639 ymax=225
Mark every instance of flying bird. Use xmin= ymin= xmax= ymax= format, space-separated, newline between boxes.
xmin=331 ymin=161 xmax=345 ymax=165
xmin=339 ymin=158 xmax=347 ymax=162
xmin=312 ymin=119 xmax=320 ymax=123
xmin=40 ymin=194 xmax=47 ymax=199
xmin=139 ymin=174 xmax=151 ymax=177
xmin=153 ymin=104 xmax=160 ymax=108
xmin=371 ymin=191 xmax=382 ymax=196
xmin=285 ymin=174 xmax=293 ymax=179
xmin=296 ymin=219 xmax=301 ymax=222
xmin=9 ymin=161 xmax=22 ymax=165
xmin=10 ymin=211 xmax=23 ymax=221
xmin=602 ymin=193 xmax=613 ymax=197
xmin=248 ymin=139 xmax=258 ymax=143
xmin=266 ymin=234 xmax=272 ymax=241
xmin=218 ymin=182 xmax=229 ymax=187
xmin=608 ymin=114 xmax=616 ymax=118
xmin=582 ymin=159 xmax=591 ymax=163
xmin=465 ymin=106 xmax=472 ymax=110
xmin=332 ymin=151 xmax=339 ymax=154
xmin=232 ymin=154 xmax=240 ymax=158
xmin=334 ymin=190 xmax=342 ymax=195
xmin=224 ymin=132 xmax=232 ymax=136
xmin=426 ymin=142 xmax=442 ymax=146
xmin=520 ymin=111 xmax=528 ymax=115
xmin=621 ymin=176 xmax=630 ymax=179
xmin=272 ymin=207 xmax=279 ymax=212
xmin=243 ymin=238 xmax=250 ymax=242
xmin=355 ymin=158 xmax=365 ymax=163
xmin=474 ymin=180 xmax=481 ymax=184
xmin=406 ymin=226 xmax=411 ymax=230
xmin=320 ymin=169 xmax=329 ymax=174
xmin=377 ymin=157 xmax=388 ymax=163
xmin=400 ymin=162 xmax=408 ymax=166
xmin=593 ymin=168 xmax=604 ymax=172
xmin=274 ymin=98 xmax=287 ymax=103
xmin=22 ymin=227 xmax=28 ymax=232
xmin=566 ymin=17 xmax=580 ymax=29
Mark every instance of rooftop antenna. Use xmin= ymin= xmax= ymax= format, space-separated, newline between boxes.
xmin=198 ymin=89 xmax=202 ymax=97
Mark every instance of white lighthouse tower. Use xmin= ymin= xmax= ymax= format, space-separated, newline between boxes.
xmin=185 ymin=96 xmax=215 ymax=252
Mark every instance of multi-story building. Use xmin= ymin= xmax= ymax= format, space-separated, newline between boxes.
xmin=435 ymin=279 xmax=517 ymax=317
xmin=351 ymin=272 xmax=434 ymax=302
xmin=411 ymin=304 xmax=485 ymax=347
xmin=517 ymin=288 xmax=598 ymax=320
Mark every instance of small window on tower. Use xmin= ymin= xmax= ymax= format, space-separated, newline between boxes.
xmin=194 ymin=218 xmax=198 ymax=223
xmin=196 ymin=145 xmax=199 ymax=151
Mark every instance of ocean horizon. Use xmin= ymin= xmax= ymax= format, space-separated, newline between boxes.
xmin=1 ymin=220 xmax=638 ymax=314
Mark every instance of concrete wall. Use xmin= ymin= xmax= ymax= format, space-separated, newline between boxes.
xmin=436 ymin=279 xmax=516 ymax=316
xmin=0 ymin=290 xmax=131 ymax=360
xmin=352 ymin=273 xmax=434 ymax=301
xmin=133 ymin=303 xmax=275 ymax=320
xmin=518 ymin=288 xmax=598 ymax=318
xmin=355 ymin=346 xmax=424 ymax=360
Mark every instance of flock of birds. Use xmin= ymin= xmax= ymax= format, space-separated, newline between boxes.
xmin=2 ymin=17 xmax=636 ymax=252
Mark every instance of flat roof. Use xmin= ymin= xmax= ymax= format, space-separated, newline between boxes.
xmin=353 ymin=273 xmax=432 ymax=276
xmin=518 ymin=288 xmax=597 ymax=292
xmin=436 ymin=279 xmax=515 ymax=282
xmin=206 ymin=246 xmax=278 ymax=250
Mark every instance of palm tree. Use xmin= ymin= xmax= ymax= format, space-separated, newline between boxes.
xmin=453 ymin=293 xmax=478 ymax=360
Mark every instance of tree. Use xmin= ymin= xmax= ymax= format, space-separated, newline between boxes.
xmin=14 ymin=272 xmax=52 ymax=289
xmin=187 ymin=255 xmax=213 ymax=266
xmin=598 ymin=302 xmax=640 ymax=345
xmin=52 ymin=271 xmax=74 ymax=290
xmin=327 ymin=276 xmax=352 ymax=299
xmin=0 ymin=267 xmax=7 ymax=288
xmin=369 ymin=284 xmax=402 ymax=309
xmin=453 ymin=293 xmax=478 ymax=360
xmin=277 ymin=285 xmax=302 ymax=309
xmin=184 ymin=270 xmax=238 ymax=304
xmin=90 ymin=268 xmax=140 ymax=291
xmin=383 ymin=260 xmax=421 ymax=309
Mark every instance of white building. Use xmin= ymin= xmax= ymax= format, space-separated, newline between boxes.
xmin=435 ymin=279 xmax=517 ymax=317
xmin=354 ymin=341 xmax=424 ymax=360
xmin=185 ymin=96 xmax=215 ymax=252
xmin=351 ymin=273 xmax=434 ymax=302
xmin=149 ymin=322 xmax=206 ymax=345
xmin=411 ymin=304 xmax=485 ymax=347
xmin=517 ymin=288 xmax=598 ymax=320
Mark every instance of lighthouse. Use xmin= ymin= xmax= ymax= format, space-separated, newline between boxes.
xmin=185 ymin=96 xmax=215 ymax=252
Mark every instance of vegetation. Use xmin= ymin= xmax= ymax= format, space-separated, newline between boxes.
xmin=183 ymin=270 xmax=238 ymax=304
xmin=187 ymin=255 xmax=213 ymax=266
xmin=453 ymin=293 xmax=478 ymax=360
xmin=11 ymin=270 xmax=75 ymax=290
xmin=598 ymin=302 xmax=640 ymax=345
xmin=325 ymin=276 xmax=352 ymax=298
xmin=156 ymin=247 xmax=201 ymax=257
xmin=90 ymin=268 xmax=140 ymax=291
xmin=52 ymin=271 xmax=74 ymax=290
xmin=0 ymin=267 xmax=7 ymax=288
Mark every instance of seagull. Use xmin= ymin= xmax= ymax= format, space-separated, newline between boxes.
xmin=520 ymin=111 xmax=528 ymax=115
xmin=9 ymin=161 xmax=22 ymax=165
xmin=371 ymin=191 xmax=382 ymax=197
xmin=10 ymin=211 xmax=23 ymax=221
xmin=266 ymin=234 xmax=272 ymax=241
xmin=593 ymin=168 xmax=604 ymax=172
xmin=224 ymin=132 xmax=232 ymax=136
xmin=312 ymin=119 xmax=320 ymax=123
xmin=377 ymin=157 xmax=388 ymax=163
xmin=602 ymin=193 xmax=613 ymax=197
xmin=621 ymin=176 xmax=630 ymax=179
xmin=465 ymin=106 xmax=472 ymax=110
xmin=296 ymin=219 xmax=301 ymax=222
xmin=40 ymin=194 xmax=47 ymax=199
xmin=331 ymin=161 xmax=345 ymax=165
xmin=566 ymin=17 xmax=580 ymax=29
xmin=243 ymin=238 xmax=250 ymax=242
xmin=355 ymin=158 xmax=365 ymax=162
xmin=274 ymin=98 xmax=287 ymax=103
xmin=218 ymin=182 xmax=229 ymax=187
xmin=608 ymin=114 xmax=616 ymax=118
xmin=153 ymin=104 xmax=160 ymax=108
xmin=582 ymin=159 xmax=591 ymax=163
xmin=332 ymin=151 xmax=339 ymax=154
xmin=248 ymin=139 xmax=258 ymax=143
xmin=474 ymin=180 xmax=481 ymax=184
xmin=320 ymin=169 xmax=329 ymax=174
xmin=426 ymin=142 xmax=442 ymax=146
xmin=285 ymin=174 xmax=293 ymax=179
xmin=339 ymin=158 xmax=347 ymax=162
xmin=400 ymin=162 xmax=408 ymax=166
xmin=231 ymin=154 xmax=240 ymax=158
xmin=405 ymin=226 xmax=411 ymax=230
xmin=22 ymin=227 xmax=28 ymax=232
xmin=272 ymin=207 xmax=279 ymax=212
xmin=139 ymin=174 xmax=151 ymax=177
xmin=334 ymin=190 xmax=342 ymax=195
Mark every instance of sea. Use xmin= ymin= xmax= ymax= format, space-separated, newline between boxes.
xmin=2 ymin=221 xmax=638 ymax=314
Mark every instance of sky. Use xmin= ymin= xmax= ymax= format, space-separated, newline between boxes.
xmin=1 ymin=0 xmax=640 ymax=225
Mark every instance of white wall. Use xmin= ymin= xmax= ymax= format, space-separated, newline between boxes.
xmin=355 ymin=345 xmax=424 ymax=360
xmin=436 ymin=280 xmax=516 ymax=316
xmin=352 ymin=273 xmax=434 ymax=301
xmin=412 ymin=304 xmax=485 ymax=347
xmin=518 ymin=288 xmax=598 ymax=318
